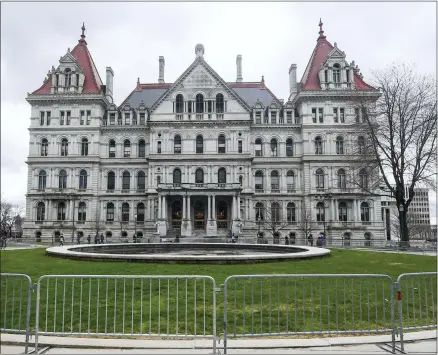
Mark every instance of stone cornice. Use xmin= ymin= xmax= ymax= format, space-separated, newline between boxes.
xmin=26 ymin=94 xmax=109 ymax=106
xmin=147 ymin=120 xmax=251 ymax=128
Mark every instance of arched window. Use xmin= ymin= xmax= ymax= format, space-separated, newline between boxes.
xmin=337 ymin=169 xmax=346 ymax=189
xmin=41 ymin=139 xmax=48 ymax=156
xmin=79 ymin=170 xmax=87 ymax=189
xmin=57 ymin=202 xmax=66 ymax=221
xmin=333 ymin=63 xmax=341 ymax=83
xmin=286 ymin=170 xmax=295 ymax=190
xmin=137 ymin=171 xmax=145 ymax=190
xmin=255 ymin=170 xmax=264 ymax=191
xmin=124 ymin=140 xmax=131 ymax=157
xmin=174 ymin=135 xmax=182 ymax=154
xmin=136 ymin=203 xmax=145 ymax=222
xmin=195 ymin=168 xmax=204 ymax=184
xmin=61 ymin=138 xmax=68 ymax=156
xmin=64 ymin=68 xmax=72 ymax=88
xmin=358 ymin=136 xmax=365 ymax=154
xmin=196 ymin=135 xmax=203 ymax=154
xmin=81 ymin=138 xmax=89 ymax=156
xmin=38 ymin=170 xmax=47 ymax=190
xmin=122 ymin=171 xmax=131 ymax=190
xmin=271 ymin=171 xmax=279 ymax=191
xmin=218 ymin=168 xmax=226 ymax=184
xmin=195 ymin=94 xmax=204 ymax=113
xmin=218 ymin=134 xmax=226 ymax=154
xmin=315 ymin=168 xmax=324 ymax=189
xmin=59 ymin=170 xmax=67 ymax=189
xmin=336 ymin=136 xmax=344 ymax=155
xmin=359 ymin=169 xmax=369 ymax=189
xmin=107 ymin=171 xmax=115 ymax=190
xmin=173 ymin=168 xmax=182 ymax=184
xmin=109 ymin=140 xmax=116 ymax=158
xmin=106 ymin=202 xmax=114 ymax=221
xmin=78 ymin=202 xmax=86 ymax=222
xmin=37 ymin=202 xmax=45 ymax=221
xmin=287 ymin=202 xmax=296 ymax=222
xmin=270 ymin=138 xmax=278 ymax=156
xmin=338 ymin=202 xmax=347 ymax=221
xmin=138 ymin=140 xmax=146 ymax=158
xmin=255 ymin=202 xmax=264 ymax=221
xmin=255 ymin=138 xmax=263 ymax=156
xmin=175 ymin=94 xmax=184 ymax=113
xmin=286 ymin=138 xmax=293 ymax=157
xmin=316 ymin=202 xmax=325 ymax=222
xmin=361 ymin=202 xmax=370 ymax=222
xmin=122 ymin=202 xmax=129 ymax=221
xmin=216 ymin=93 xmax=224 ymax=113
xmin=271 ymin=202 xmax=280 ymax=222
xmin=315 ymin=136 xmax=323 ymax=154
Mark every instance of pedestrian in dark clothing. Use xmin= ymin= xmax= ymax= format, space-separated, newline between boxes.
xmin=59 ymin=234 xmax=65 ymax=246
xmin=285 ymin=235 xmax=290 ymax=245
xmin=94 ymin=234 xmax=98 ymax=244
xmin=308 ymin=234 xmax=314 ymax=246
xmin=175 ymin=234 xmax=180 ymax=243
xmin=100 ymin=234 xmax=104 ymax=244
xmin=87 ymin=235 xmax=91 ymax=244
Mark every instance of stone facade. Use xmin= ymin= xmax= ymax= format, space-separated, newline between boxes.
xmin=23 ymin=23 xmax=385 ymax=246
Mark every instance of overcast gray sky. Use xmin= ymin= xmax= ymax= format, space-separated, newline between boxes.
xmin=1 ymin=2 xmax=436 ymax=223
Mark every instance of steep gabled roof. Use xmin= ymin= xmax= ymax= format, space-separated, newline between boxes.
xmin=32 ymin=24 xmax=103 ymax=95
xmin=228 ymin=81 xmax=282 ymax=108
xmin=120 ymin=83 xmax=172 ymax=108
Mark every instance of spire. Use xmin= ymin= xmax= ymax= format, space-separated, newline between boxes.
xmin=78 ymin=22 xmax=87 ymax=45
xmin=318 ymin=18 xmax=326 ymax=40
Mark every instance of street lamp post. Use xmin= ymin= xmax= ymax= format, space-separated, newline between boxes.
xmin=134 ymin=214 xmax=137 ymax=243
xmin=399 ymin=204 xmax=404 ymax=248
xmin=314 ymin=193 xmax=333 ymax=244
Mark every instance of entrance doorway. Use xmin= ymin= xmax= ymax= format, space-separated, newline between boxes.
xmin=172 ymin=200 xmax=182 ymax=229
xmin=194 ymin=200 xmax=205 ymax=229
xmin=54 ymin=230 xmax=60 ymax=242
xmin=217 ymin=200 xmax=228 ymax=229
xmin=35 ymin=231 xmax=42 ymax=242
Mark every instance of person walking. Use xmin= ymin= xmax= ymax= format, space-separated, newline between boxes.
xmin=100 ymin=233 xmax=104 ymax=244
xmin=285 ymin=235 xmax=290 ymax=245
xmin=1 ymin=235 xmax=6 ymax=249
xmin=87 ymin=234 xmax=91 ymax=244
xmin=308 ymin=234 xmax=314 ymax=246
xmin=59 ymin=234 xmax=65 ymax=246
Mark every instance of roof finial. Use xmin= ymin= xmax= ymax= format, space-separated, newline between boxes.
xmin=261 ymin=75 xmax=265 ymax=86
xmin=79 ymin=22 xmax=87 ymax=45
xmin=137 ymin=77 xmax=140 ymax=85
xmin=318 ymin=18 xmax=326 ymax=40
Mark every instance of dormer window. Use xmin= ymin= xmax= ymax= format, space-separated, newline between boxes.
xmin=333 ymin=64 xmax=341 ymax=83
xmin=216 ymin=94 xmax=224 ymax=113
xmin=255 ymin=111 xmax=262 ymax=124
xmin=271 ymin=111 xmax=277 ymax=124
xmin=139 ymin=112 xmax=146 ymax=125
xmin=64 ymin=68 xmax=72 ymax=88
xmin=109 ymin=113 xmax=116 ymax=125
xmin=125 ymin=113 xmax=130 ymax=125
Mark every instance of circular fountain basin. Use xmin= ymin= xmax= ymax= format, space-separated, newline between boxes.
xmin=46 ymin=243 xmax=330 ymax=264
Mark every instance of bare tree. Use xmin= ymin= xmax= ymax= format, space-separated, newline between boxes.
xmin=256 ymin=200 xmax=289 ymax=243
xmin=297 ymin=209 xmax=314 ymax=243
xmin=348 ymin=63 xmax=437 ymax=246
xmin=1 ymin=197 xmax=25 ymax=239
xmin=88 ymin=209 xmax=105 ymax=241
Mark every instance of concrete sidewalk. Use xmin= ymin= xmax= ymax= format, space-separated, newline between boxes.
xmin=1 ymin=331 xmax=436 ymax=354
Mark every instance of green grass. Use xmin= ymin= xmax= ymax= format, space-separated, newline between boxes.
xmin=1 ymin=248 xmax=436 ymax=338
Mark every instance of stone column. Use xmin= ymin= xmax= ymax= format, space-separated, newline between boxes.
xmin=334 ymin=199 xmax=338 ymax=221
xmin=237 ymin=195 xmax=241 ymax=219
xmin=212 ymin=195 xmax=216 ymax=220
xmin=208 ymin=195 xmax=211 ymax=220
xmin=187 ymin=196 xmax=191 ymax=220
xmin=331 ymin=199 xmax=335 ymax=221
xmin=162 ymin=196 xmax=166 ymax=219
xmin=182 ymin=195 xmax=186 ymax=219
xmin=158 ymin=195 xmax=162 ymax=219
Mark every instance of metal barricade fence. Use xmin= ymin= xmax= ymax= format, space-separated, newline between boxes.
xmin=222 ymin=274 xmax=396 ymax=354
xmin=396 ymin=272 xmax=437 ymax=352
xmin=0 ymin=273 xmax=33 ymax=354
xmin=35 ymin=275 xmax=218 ymax=354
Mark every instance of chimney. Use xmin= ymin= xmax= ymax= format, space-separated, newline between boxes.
xmin=289 ymin=64 xmax=297 ymax=94
xmin=279 ymin=99 xmax=284 ymax=105
xmin=236 ymin=54 xmax=243 ymax=82
xmin=105 ymin=67 xmax=114 ymax=103
xmin=158 ymin=56 xmax=165 ymax=83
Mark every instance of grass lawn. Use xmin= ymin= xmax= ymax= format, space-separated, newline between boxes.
xmin=1 ymin=248 xmax=436 ymax=338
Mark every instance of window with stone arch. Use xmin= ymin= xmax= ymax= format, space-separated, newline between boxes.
xmin=271 ymin=202 xmax=280 ymax=222
xmin=137 ymin=171 xmax=145 ymax=190
xmin=315 ymin=168 xmax=324 ymax=189
xmin=255 ymin=170 xmax=264 ymax=191
xmin=195 ymin=168 xmax=204 ymax=184
xmin=218 ymin=168 xmax=226 ymax=184
xmin=270 ymin=138 xmax=278 ymax=156
xmin=271 ymin=171 xmax=279 ymax=191
xmin=122 ymin=203 xmax=130 ymax=222
xmin=41 ymin=138 xmax=48 ymax=156
xmin=286 ymin=138 xmax=293 ymax=157
xmin=196 ymin=135 xmax=203 ymax=154
xmin=78 ymin=202 xmax=86 ymax=222
xmin=255 ymin=202 xmax=264 ymax=221
xmin=216 ymin=93 xmax=224 ymax=113
xmin=218 ymin=134 xmax=226 ymax=154
xmin=195 ymin=94 xmax=204 ymax=113
xmin=59 ymin=169 xmax=67 ymax=189
xmin=37 ymin=202 xmax=45 ymax=221
xmin=287 ymin=202 xmax=296 ymax=222
xmin=338 ymin=201 xmax=347 ymax=221
xmin=174 ymin=135 xmax=182 ymax=154
xmin=64 ymin=68 xmax=72 ymax=88
xmin=81 ymin=138 xmax=89 ymax=156
xmin=106 ymin=202 xmax=114 ymax=221
xmin=359 ymin=168 xmax=369 ymax=189
xmin=173 ymin=168 xmax=182 ymax=184
xmin=175 ymin=94 xmax=184 ymax=113
xmin=358 ymin=136 xmax=365 ymax=154
xmin=61 ymin=138 xmax=68 ymax=156
xmin=361 ymin=201 xmax=370 ymax=222
xmin=315 ymin=136 xmax=323 ymax=154
xmin=333 ymin=63 xmax=341 ymax=83
xmin=124 ymin=140 xmax=131 ymax=157
xmin=337 ymin=168 xmax=346 ymax=189
xmin=57 ymin=202 xmax=66 ymax=221
xmin=122 ymin=171 xmax=131 ymax=190
xmin=38 ymin=170 xmax=47 ymax=190
xmin=316 ymin=202 xmax=325 ymax=222
xmin=336 ymin=136 xmax=344 ymax=155
xmin=109 ymin=139 xmax=116 ymax=158
xmin=255 ymin=138 xmax=263 ymax=156
xmin=107 ymin=171 xmax=115 ymax=190
xmin=79 ymin=170 xmax=87 ymax=189
xmin=138 ymin=139 xmax=146 ymax=158
xmin=137 ymin=203 xmax=145 ymax=222
xmin=286 ymin=170 xmax=295 ymax=189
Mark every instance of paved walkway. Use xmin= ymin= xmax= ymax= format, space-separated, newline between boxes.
xmin=1 ymin=331 xmax=436 ymax=354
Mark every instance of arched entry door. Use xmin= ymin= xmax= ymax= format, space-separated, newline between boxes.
xmin=54 ymin=230 xmax=60 ymax=242
xmin=172 ymin=200 xmax=182 ymax=229
xmin=217 ymin=200 xmax=228 ymax=229
xmin=35 ymin=231 xmax=42 ymax=242
xmin=194 ymin=200 xmax=205 ymax=229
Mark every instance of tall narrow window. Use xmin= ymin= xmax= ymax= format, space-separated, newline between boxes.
xmin=286 ymin=170 xmax=295 ymax=190
xmin=338 ymin=202 xmax=347 ymax=221
xmin=361 ymin=202 xmax=370 ymax=222
xmin=66 ymin=111 xmax=71 ymax=125
xmin=359 ymin=169 xmax=369 ymax=189
xmin=78 ymin=202 xmax=86 ymax=222
xmin=64 ymin=68 xmax=72 ymax=88
xmin=358 ymin=136 xmax=365 ymax=154
xmin=218 ymin=168 xmax=226 ymax=184
xmin=333 ymin=64 xmax=341 ymax=83
xmin=41 ymin=139 xmax=48 ymax=156
xmin=196 ymin=135 xmax=203 ymax=154
xmin=286 ymin=138 xmax=293 ymax=156
xmin=122 ymin=203 xmax=130 ymax=221
xmin=270 ymin=139 xmax=278 ymax=156
xmin=61 ymin=139 xmax=68 ymax=156
xmin=137 ymin=171 xmax=145 ymax=190
xmin=316 ymin=168 xmax=324 ymax=189
xmin=173 ymin=169 xmax=181 ymax=184
xmin=287 ymin=202 xmax=296 ymax=222
xmin=316 ymin=202 xmax=325 ymax=222
xmin=337 ymin=169 xmax=346 ymax=189
xmin=218 ymin=134 xmax=226 ymax=154
xmin=139 ymin=112 xmax=146 ymax=125
xmin=60 ymin=111 xmax=65 ymax=125
xmin=271 ymin=202 xmax=280 ymax=222
xmin=174 ymin=135 xmax=182 ymax=154
xmin=79 ymin=170 xmax=87 ymax=189
xmin=196 ymin=94 xmax=204 ymax=113
xmin=286 ymin=111 xmax=292 ymax=124
xmin=124 ymin=140 xmax=131 ymax=157
xmin=355 ymin=108 xmax=360 ymax=123
xmin=312 ymin=108 xmax=317 ymax=123
xmin=239 ymin=175 xmax=243 ymax=186
xmin=340 ymin=108 xmax=345 ymax=123
xmin=255 ymin=202 xmax=264 ymax=221
xmin=46 ymin=111 xmax=51 ymax=125
xmin=271 ymin=171 xmax=279 ymax=191
xmin=336 ymin=136 xmax=344 ymax=155
xmin=138 ymin=140 xmax=145 ymax=158
xmin=57 ymin=202 xmax=66 ymax=221
xmin=106 ymin=203 xmax=114 ymax=221
xmin=109 ymin=140 xmax=116 ymax=158
xmin=255 ymin=171 xmax=264 ymax=191
xmin=255 ymin=138 xmax=263 ymax=156
xmin=40 ymin=112 xmax=45 ymax=126
xmin=157 ymin=141 xmax=162 ymax=154
xmin=255 ymin=111 xmax=262 ymax=124
xmin=110 ymin=113 xmax=116 ymax=125
xmin=176 ymin=94 xmax=184 ymax=113
xmin=238 ymin=140 xmax=243 ymax=153
xmin=125 ymin=113 xmax=131 ymax=125
xmin=315 ymin=136 xmax=323 ymax=154
xmin=333 ymin=108 xmax=338 ymax=123
xmin=216 ymin=93 xmax=224 ymax=113
xmin=80 ymin=111 xmax=85 ymax=125
xmin=137 ymin=203 xmax=145 ymax=222
xmin=122 ymin=171 xmax=131 ymax=190
xmin=59 ymin=169 xmax=67 ymax=189
xmin=38 ymin=170 xmax=47 ymax=190
xmin=271 ymin=111 xmax=277 ymax=124
xmin=37 ymin=202 xmax=45 ymax=221
xmin=107 ymin=171 xmax=115 ymax=190
xmin=318 ymin=108 xmax=324 ymax=123
xmin=81 ymin=138 xmax=89 ymax=156
xmin=195 ymin=168 xmax=204 ymax=183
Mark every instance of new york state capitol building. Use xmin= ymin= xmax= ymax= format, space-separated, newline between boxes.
xmin=23 ymin=21 xmax=385 ymax=244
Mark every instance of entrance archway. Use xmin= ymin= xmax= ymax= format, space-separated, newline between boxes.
xmin=343 ymin=232 xmax=351 ymax=247
xmin=172 ymin=200 xmax=182 ymax=229
xmin=194 ymin=200 xmax=205 ymax=229
xmin=35 ymin=231 xmax=42 ymax=242
xmin=54 ymin=230 xmax=60 ymax=242
xmin=217 ymin=200 xmax=228 ymax=229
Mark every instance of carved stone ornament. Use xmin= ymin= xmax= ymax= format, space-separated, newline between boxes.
xmin=183 ymin=67 xmax=218 ymax=88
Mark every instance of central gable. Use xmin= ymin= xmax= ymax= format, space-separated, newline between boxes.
xmin=182 ymin=66 xmax=220 ymax=88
